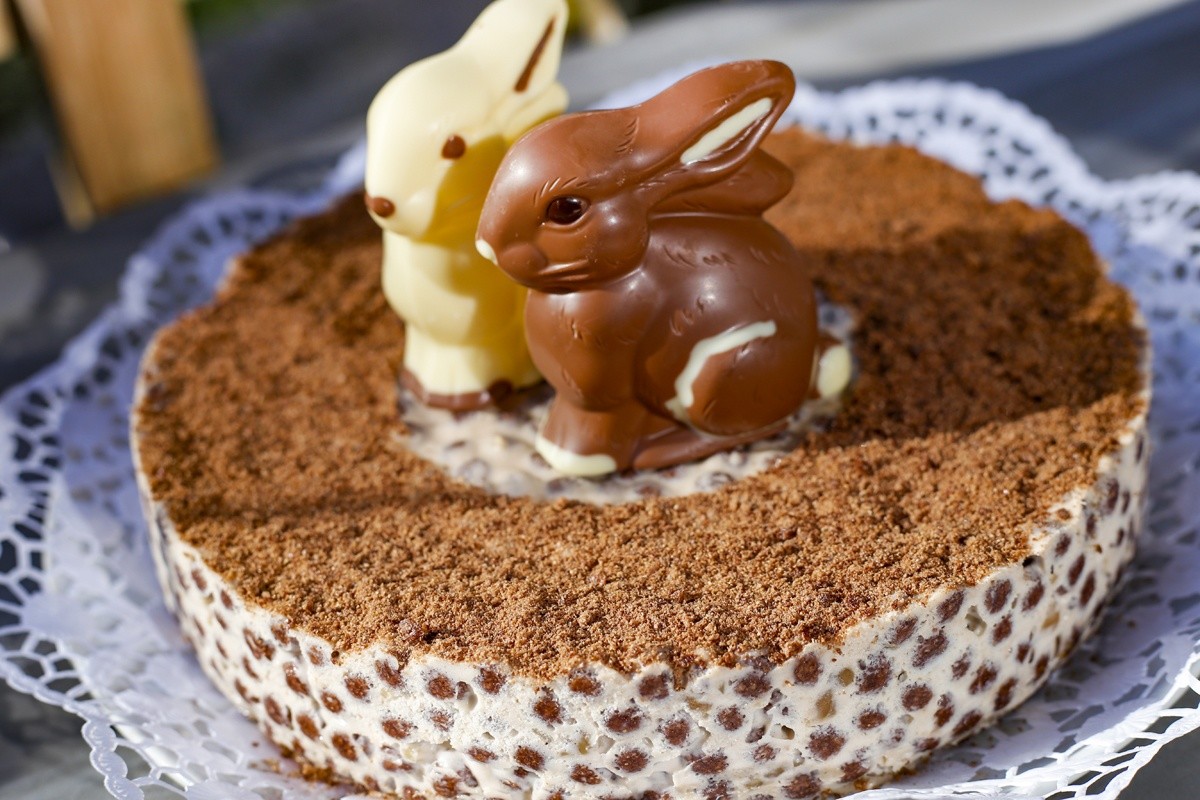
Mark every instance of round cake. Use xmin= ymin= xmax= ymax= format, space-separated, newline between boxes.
xmin=132 ymin=128 xmax=1149 ymax=798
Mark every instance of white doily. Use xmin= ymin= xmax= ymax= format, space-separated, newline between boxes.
xmin=2 ymin=72 xmax=1199 ymax=800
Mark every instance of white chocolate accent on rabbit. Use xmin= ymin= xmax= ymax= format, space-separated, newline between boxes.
xmin=534 ymin=435 xmax=619 ymax=477
xmin=475 ymin=237 xmax=498 ymax=265
xmin=365 ymin=0 xmax=567 ymax=402
xmin=666 ymin=320 xmax=779 ymax=423
xmin=680 ymin=97 xmax=772 ymax=164
xmin=815 ymin=342 xmax=853 ymax=399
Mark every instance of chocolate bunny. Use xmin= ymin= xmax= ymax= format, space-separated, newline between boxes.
xmin=476 ymin=61 xmax=847 ymax=476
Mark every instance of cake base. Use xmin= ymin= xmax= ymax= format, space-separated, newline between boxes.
xmin=138 ymin=425 xmax=1145 ymax=797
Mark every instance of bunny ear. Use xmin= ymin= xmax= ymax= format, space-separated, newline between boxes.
xmin=459 ymin=0 xmax=568 ymax=121
xmin=638 ymin=61 xmax=794 ymax=196
xmin=512 ymin=13 xmax=561 ymax=94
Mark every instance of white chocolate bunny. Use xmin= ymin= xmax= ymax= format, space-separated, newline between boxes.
xmin=364 ymin=0 xmax=568 ymax=409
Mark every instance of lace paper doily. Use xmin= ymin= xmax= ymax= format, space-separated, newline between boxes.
xmin=2 ymin=72 xmax=1199 ymax=800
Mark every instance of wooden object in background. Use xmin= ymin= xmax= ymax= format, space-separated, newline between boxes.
xmin=0 ymin=1 xmax=17 ymax=61
xmin=13 ymin=0 xmax=218 ymax=220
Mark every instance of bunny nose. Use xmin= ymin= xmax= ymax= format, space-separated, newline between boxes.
xmin=364 ymin=192 xmax=395 ymax=218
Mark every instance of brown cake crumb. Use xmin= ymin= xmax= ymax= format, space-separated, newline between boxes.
xmin=134 ymin=128 xmax=1145 ymax=680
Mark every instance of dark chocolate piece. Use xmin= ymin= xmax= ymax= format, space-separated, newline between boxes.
xmin=364 ymin=192 xmax=395 ymax=218
xmin=441 ymin=134 xmax=467 ymax=160
xmin=400 ymin=369 xmax=515 ymax=413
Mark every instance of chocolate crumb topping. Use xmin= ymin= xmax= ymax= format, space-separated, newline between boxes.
xmin=135 ymin=128 xmax=1145 ymax=681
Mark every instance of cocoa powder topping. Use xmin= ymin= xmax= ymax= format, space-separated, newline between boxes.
xmin=135 ymin=129 xmax=1145 ymax=680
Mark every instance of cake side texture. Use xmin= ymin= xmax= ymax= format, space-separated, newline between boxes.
xmin=135 ymin=423 xmax=1146 ymax=797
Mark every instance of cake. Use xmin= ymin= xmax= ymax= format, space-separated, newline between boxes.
xmin=132 ymin=117 xmax=1149 ymax=797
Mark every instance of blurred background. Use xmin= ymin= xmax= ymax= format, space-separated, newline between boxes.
xmin=1 ymin=0 xmax=1199 ymax=798
xmin=2 ymin=0 xmax=1200 ymax=391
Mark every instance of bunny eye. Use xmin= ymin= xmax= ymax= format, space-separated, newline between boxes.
xmin=546 ymin=195 xmax=588 ymax=225
xmin=442 ymin=135 xmax=466 ymax=159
